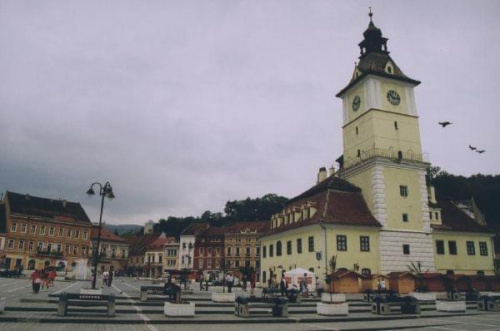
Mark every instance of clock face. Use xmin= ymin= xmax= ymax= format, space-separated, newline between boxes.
xmin=387 ymin=90 xmax=401 ymax=106
xmin=352 ymin=95 xmax=361 ymax=111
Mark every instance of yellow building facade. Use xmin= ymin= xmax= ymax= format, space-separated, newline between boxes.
xmin=261 ymin=13 xmax=494 ymax=285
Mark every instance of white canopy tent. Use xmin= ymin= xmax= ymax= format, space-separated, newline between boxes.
xmin=283 ymin=268 xmax=316 ymax=291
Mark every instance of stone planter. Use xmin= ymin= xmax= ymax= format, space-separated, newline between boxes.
xmin=0 ymin=297 xmax=5 ymax=313
xmin=212 ymin=292 xmax=235 ymax=302
xmin=80 ymin=288 xmax=102 ymax=295
xmin=316 ymin=302 xmax=349 ymax=316
xmin=436 ymin=300 xmax=466 ymax=312
xmin=409 ymin=292 xmax=437 ymax=301
xmin=321 ymin=293 xmax=346 ymax=303
xmin=164 ymin=301 xmax=195 ymax=317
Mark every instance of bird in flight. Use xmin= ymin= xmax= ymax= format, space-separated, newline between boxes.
xmin=469 ymin=145 xmax=476 ymax=151
xmin=476 ymin=150 xmax=485 ymax=154
xmin=439 ymin=121 xmax=452 ymax=127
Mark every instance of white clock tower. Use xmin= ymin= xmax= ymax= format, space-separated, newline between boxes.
xmin=336 ymin=11 xmax=435 ymax=273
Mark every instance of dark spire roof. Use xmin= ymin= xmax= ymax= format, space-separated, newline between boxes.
xmin=359 ymin=9 xmax=388 ymax=58
xmin=336 ymin=11 xmax=420 ymax=97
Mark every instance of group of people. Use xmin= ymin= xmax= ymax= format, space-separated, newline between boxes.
xmin=29 ymin=269 xmax=57 ymax=293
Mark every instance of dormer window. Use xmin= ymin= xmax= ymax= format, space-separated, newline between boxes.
xmin=387 ymin=66 xmax=392 ymax=73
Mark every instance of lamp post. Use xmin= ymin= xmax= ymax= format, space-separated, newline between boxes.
xmin=86 ymin=181 xmax=115 ymax=289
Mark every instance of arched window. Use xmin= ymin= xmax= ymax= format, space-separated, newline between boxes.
xmin=28 ymin=259 xmax=35 ymax=270
xmin=361 ymin=268 xmax=371 ymax=276
xmin=276 ymin=241 xmax=282 ymax=256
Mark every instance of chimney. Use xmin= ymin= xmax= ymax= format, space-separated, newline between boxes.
xmin=329 ymin=165 xmax=336 ymax=177
xmin=317 ymin=167 xmax=327 ymax=184
xmin=428 ymin=186 xmax=436 ymax=204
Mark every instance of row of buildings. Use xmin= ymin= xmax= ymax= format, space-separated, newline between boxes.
xmin=0 ymin=191 xmax=269 ymax=280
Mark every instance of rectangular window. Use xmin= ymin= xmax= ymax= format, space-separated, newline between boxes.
xmin=75 ymin=230 xmax=80 ymax=239
xmin=400 ymin=185 xmax=408 ymax=197
xmin=18 ymin=240 xmax=25 ymax=250
xmin=448 ymin=241 xmax=457 ymax=255
xmin=269 ymin=244 xmax=274 ymax=257
xmin=59 ymin=228 xmax=64 ymax=237
xmin=83 ymin=231 xmax=88 ymax=240
xmin=21 ymin=223 xmax=27 ymax=233
xmin=287 ymin=241 xmax=292 ymax=255
xmin=337 ymin=235 xmax=347 ymax=251
xmin=40 ymin=226 xmax=46 ymax=235
xmin=49 ymin=227 xmax=55 ymax=236
xmin=402 ymin=213 xmax=409 ymax=222
xmin=263 ymin=246 xmax=267 ymax=258
xmin=38 ymin=242 xmax=43 ymax=251
xmin=360 ymin=236 xmax=370 ymax=252
xmin=436 ymin=240 xmax=445 ymax=254
xmin=480 ymin=242 xmax=488 ymax=256
xmin=308 ymin=236 xmax=314 ymax=252
xmin=429 ymin=212 xmax=433 ymax=220
xmin=67 ymin=228 xmax=72 ymax=238
xmin=246 ymin=246 xmax=251 ymax=255
xmin=73 ymin=246 xmax=78 ymax=255
xmin=466 ymin=241 xmax=475 ymax=255
xmin=7 ymin=239 xmax=15 ymax=249
xmin=28 ymin=241 xmax=34 ymax=251
xmin=435 ymin=212 xmax=439 ymax=220
xmin=403 ymin=244 xmax=410 ymax=255
xmin=65 ymin=244 xmax=70 ymax=254
xmin=297 ymin=238 xmax=303 ymax=254
xmin=30 ymin=225 xmax=37 ymax=234
xmin=10 ymin=222 xmax=17 ymax=232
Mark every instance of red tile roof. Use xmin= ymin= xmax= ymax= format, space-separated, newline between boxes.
xmin=91 ymin=225 xmax=126 ymax=243
xmin=262 ymin=176 xmax=380 ymax=237
xmin=225 ymin=221 xmax=269 ymax=234
xmin=431 ymin=195 xmax=493 ymax=234
xmin=181 ymin=222 xmax=210 ymax=235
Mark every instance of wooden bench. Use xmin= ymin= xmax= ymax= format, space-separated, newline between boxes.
xmin=140 ymin=284 xmax=181 ymax=302
xmin=57 ymin=293 xmax=115 ymax=317
xmin=478 ymin=295 xmax=500 ymax=311
xmin=371 ymin=295 xmax=420 ymax=315
xmin=235 ymin=296 xmax=289 ymax=318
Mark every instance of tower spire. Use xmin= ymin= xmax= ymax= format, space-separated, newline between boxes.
xmin=369 ymin=7 xmax=373 ymax=23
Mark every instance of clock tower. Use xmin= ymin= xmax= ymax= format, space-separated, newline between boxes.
xmin=336 ymin=11 xmax=435 ymax=273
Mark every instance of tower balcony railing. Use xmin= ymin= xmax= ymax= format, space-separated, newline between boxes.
xmin=342 ymin=147 xmax=429 ymax=170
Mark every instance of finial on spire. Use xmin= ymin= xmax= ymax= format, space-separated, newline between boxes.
xmin=368 ymin=7 xmax=373 ymax=22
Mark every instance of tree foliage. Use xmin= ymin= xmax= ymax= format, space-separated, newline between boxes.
xmin=150 ymin=193 xmax=288 ymax=238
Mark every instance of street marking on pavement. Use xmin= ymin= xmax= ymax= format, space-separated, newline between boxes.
xmin=53 ymin=282 xmax=77 ymax=294
xmin=7 ymin=285 xmax=31 ymax=293
xmin=301 ymin=323 xmax=339 ymax=331
xmin=0 ymin=281 xmax=18 ymax=287
xmin=116 ymin=284 xmax=159 ymax=331
xmin=122 ymin=282 xmax=141 ymax=291
xmin=432 ymin=318 xmax=500 ymax=329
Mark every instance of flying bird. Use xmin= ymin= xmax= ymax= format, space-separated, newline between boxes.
xmin=469 ymin=145 xmax=476 ymax=151
xmin=476 ymin=150 xmax=485 ymax=154
xmin=439 ymin=121 xmax=452 ymax=128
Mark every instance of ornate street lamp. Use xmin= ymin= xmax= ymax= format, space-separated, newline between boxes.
xmin=86 ymin=181 xmax=115 ymax=289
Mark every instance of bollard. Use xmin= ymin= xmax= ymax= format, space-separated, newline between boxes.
xmin=57 ymin=293 xmax=68 ymax=317
xmin=107 ymin=294 xmax=116 ymax=317
xmin=0 ymin=297 xmax=5 ymax=314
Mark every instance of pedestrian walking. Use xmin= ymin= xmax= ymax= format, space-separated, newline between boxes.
xmin=226 ymin=272 xmax=234 ymax=293
xmin=250 ymin=271 xmax=256 ymax=297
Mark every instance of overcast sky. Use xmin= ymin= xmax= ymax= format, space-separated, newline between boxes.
xmin=1 ymin=0 xmax=499 ymax=225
